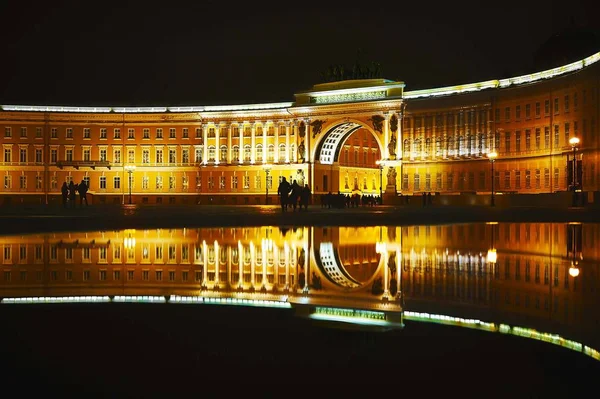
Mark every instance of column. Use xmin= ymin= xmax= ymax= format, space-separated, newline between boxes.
xmin=384 ymin=112 xmax=390 ymax=159
xmin=215 ymin=125 xmax=220 ymax=165
xmin=285 ymin=123 xmax=291 ymax=163
xmin=262 ymin=122 xmax=267 ymax=164
xmin=202 ymin=124 xmax=208 ymax=165
xmin=274 ymin=123 xmax=279 ymax=163
xmin=226 ymin=124 xmax=232 ymax=164
xmin=251 ymin=123 xmax=256 ymax=164
xmin=238 ymin=123 xmax=244 ymax=163
xmin=397 ymin=108 xmax=403 ymax=160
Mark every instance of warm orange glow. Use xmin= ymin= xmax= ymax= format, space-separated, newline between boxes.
xmin=487 ymin=151 xmax=498 ymax=161
xmin=486 ymin=248 xmax=497 ymax=264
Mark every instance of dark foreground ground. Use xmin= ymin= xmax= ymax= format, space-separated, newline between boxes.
xmin=1 ymin=303 xmax=598 ymax=398
xmin=1 ymin=203 xmax=600 ymax=235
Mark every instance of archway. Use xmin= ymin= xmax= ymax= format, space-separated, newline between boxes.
xmin=311 ymin=120 xmax=384 ymax=195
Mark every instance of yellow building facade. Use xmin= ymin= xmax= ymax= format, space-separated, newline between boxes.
xmin=1 ymin=52 xmax=599 ymax=205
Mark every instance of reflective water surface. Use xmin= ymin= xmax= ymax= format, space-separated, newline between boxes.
xmin=1 ymin=223 xmax=599 ymax=362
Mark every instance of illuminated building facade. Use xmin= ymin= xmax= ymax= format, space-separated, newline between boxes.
xmin=1 ymin=52 xmax=599 ymax=205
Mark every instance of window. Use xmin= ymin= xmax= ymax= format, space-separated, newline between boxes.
xmin=544 ymin=168 xmax=550 ymax=188
xmin=504 ymin=107 xmax=510 ymax=121
xmin=182 ymin=175 xmax=189 ymax=190
xmin=35 ymin=127 xmax=42 ymax=138
xmin=142 ymin=176 xmax=149 ymax=190
xmin=169 ymin=148 xmax=176 ymax=164
xmin=515 ymin=105 xmax=521 ymax=120
xmin=156 ymin=149 xmax=163 ymax=164
xmin=114 ymin=149 xmax=121 ymax=164
xmin=169 ymin=128 xmax=176 ymax=139
xmin=535 ymin=102 xmax=540 ymax=117
xmin=195 ymin=128 xmax=202 ymax=138
xmin=554 ymin=168 xmax=559 ymax=189
xmin=66 ymin=149 xmax=73 ymax=161
xmin=219 ymin=176 xmax=226 ymax=189
xmin=554 ymin=98 xmax=559 ymax=113
xmin=504 ymin=171 xmax=510 ymax=189
xmin=66 ymin=128 xmax=73 ymax=138
xmin=84 ymin=128 xmax=91 ymax=139
xmin=19 ymin=175 xmax=27 ymax=189
xmin=20 ymin=127 xmax=27 ymax=137
xmin=100 ymin=128 xmax=107 ymax=139
xmin=525 ymin=170 xmax=531 ymax=189
xmin=195 ymin=148 xmax=202 ymax=163
xmin=19 ymin=148 xmax=27 ymax=163
xmin=169 ymin=176 xmax=175 ymax=190
xmin=143 ymin=128 xmax=150 ymax=139
xmin=128 ymin=129 xmax=135 ymax=139
xmin=504 ymin=132 xmax=511 ymax=153
xmin=535 ymin=169 xmax=540 ymax=189
xmin=182 ymin=128 xmax=189 ymax=138
xmin=142 ymin=149 xmax=150 ymax=164
xmin=182 ymin=149 xmax=189 ymax=164
xmin=525 ymin=104 xmax=531 ymax=118
xmin=564 ymin=95 xmax=569 ymax=112
xmin=544 ymin=100 xmax=550 ymax=115
xmin=100 ymin=176 xmax=106 ymax=189
xmin=36 ymin=175 xmax=42 ymax=189
xmin=113 ymin=128 xmax=121 ymax=139
xmin=156 ymin=128 xmax=163 ymax=139
xmin=525 ymin=130 xmax=531 ymax=150
xmin=515 ymin=170 xmax=521 ymax=189
xmin=515 ymin=131 xmax=521 ymax=152
xmin=4 ymin=127 xmax=11 ymax=137
xmin=128 ymin=149 xmax=135 ymax=163
xmin=83 ymin=149 xmax=90 ymax=161
xmin=156 ymin=175 xmax=163 ymax=190
xmin=4 ymin=175 xmax=12 ymax=189
xmin=535 ymin=128 xmax=540 ymax=149
xmin=3 ymin=148 xmax=11 ymax=163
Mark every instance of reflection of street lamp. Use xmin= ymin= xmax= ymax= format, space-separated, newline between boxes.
xmin=376 ymin=160 xmax=384 ymax=204
xmin=569 ymin=136 xmax=580 ymax=206
xmin=124 ymin=165 xmax=136 ymax=204
xmin=569 ymin=260 xmax=580 ymax=277
xmin=487 ymin=151 xmax=497 ymax=206
xmin=263 ymin=165 xmax=272 ymax=205
xmin=486 ymin=221 xmax=498 ymax=265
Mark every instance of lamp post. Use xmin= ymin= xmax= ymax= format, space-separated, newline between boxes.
xmin=376 ymin=160 xmax=384 ymax=204
xmin=124 ymin=165 xmax=136 ymax=204
xmin=487 ymin=151 xmax=498 ymax=206
xmin=264 ymin=165 xmax=272 ymax=205
xmin=569 ymin=136 xmax=580 ymax=207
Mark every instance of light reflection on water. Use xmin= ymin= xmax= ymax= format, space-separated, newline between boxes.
xmin=0 ymin=223 xmax=598 ymax=360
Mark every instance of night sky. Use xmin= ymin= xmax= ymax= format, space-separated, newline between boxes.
xmin=1 ymin=0 xmax=599 ymax=107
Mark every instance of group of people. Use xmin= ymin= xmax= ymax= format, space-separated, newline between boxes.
xmin=61 ymin=180 xmax=89 ymax=208
xmin=277 ymin=177 xmax=311 ymax=212
xmin=320 ymin=192 xmax=381 ymax=208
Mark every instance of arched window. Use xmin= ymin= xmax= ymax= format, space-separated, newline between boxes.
xmin=403 ymin=139 xmax=410 ymax=156
xmin=478 ymin=134 xmax=485 ymax=155
xmin=435 ymin=138 xmax=442 ymax=157
xmin=243 ymin=145 xmax=251 ymax=162
xmin=278 ymin=144 xmax=286 ymax=162
xmin=256 ymin=144 xmax=263 ymax=162
xmin=268 ymin=144 xmax=275 ymax=162
xmin=219 ymin=145 xmax=227 ymax=162
xmin=447 ymin=136 xmax=454 ymax=157
xmin=425 ymin=138 xmax=432 ymax=158
xmin=413 ymin=139 xmax=421 ymax=157
xmin=232 ymin=145 xmax=239 ymax=161
xmin=208 ymin=145 xmax=216 ymax=162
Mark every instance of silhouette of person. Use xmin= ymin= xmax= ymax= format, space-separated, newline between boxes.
xmin=300 ymin=184 xmax=311 ymax=211
xmin=289 ymin=180 xmax=301 ymax=211
xmin=68 ymin=181 xmax=76 ymax=208
xmin=61 ymin=182 xmax=68 ymax=208
xmin=78 ymin=179 xmax=88 ymax=206
xmin=277 ymin=177 xmax=291 ymax=212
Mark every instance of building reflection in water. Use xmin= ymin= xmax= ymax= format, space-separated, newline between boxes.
xmin=0 ymin=223 xmax=598 ymax=361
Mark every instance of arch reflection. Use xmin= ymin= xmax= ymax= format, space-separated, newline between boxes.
xmin=0 ymin=223 xmax=599 ymax=358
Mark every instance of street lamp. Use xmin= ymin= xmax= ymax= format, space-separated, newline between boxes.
xmin=569 ymin=136 xmax=580 ymax=207
xmin=263 ymin=165 xmax=272 ymax=205
xmin=487 ymin=151 xmax=498 ymax=206
xmin=376 ymin=160 xmax=384 ymax=204
xmin=569 ymin=260 xmax=580 ymax=278
xmin=124 ymin=165 xmax=136 ymax=204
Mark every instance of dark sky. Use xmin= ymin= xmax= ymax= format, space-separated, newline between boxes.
xmin=1 ymin=0 xmax=599 ymax=107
